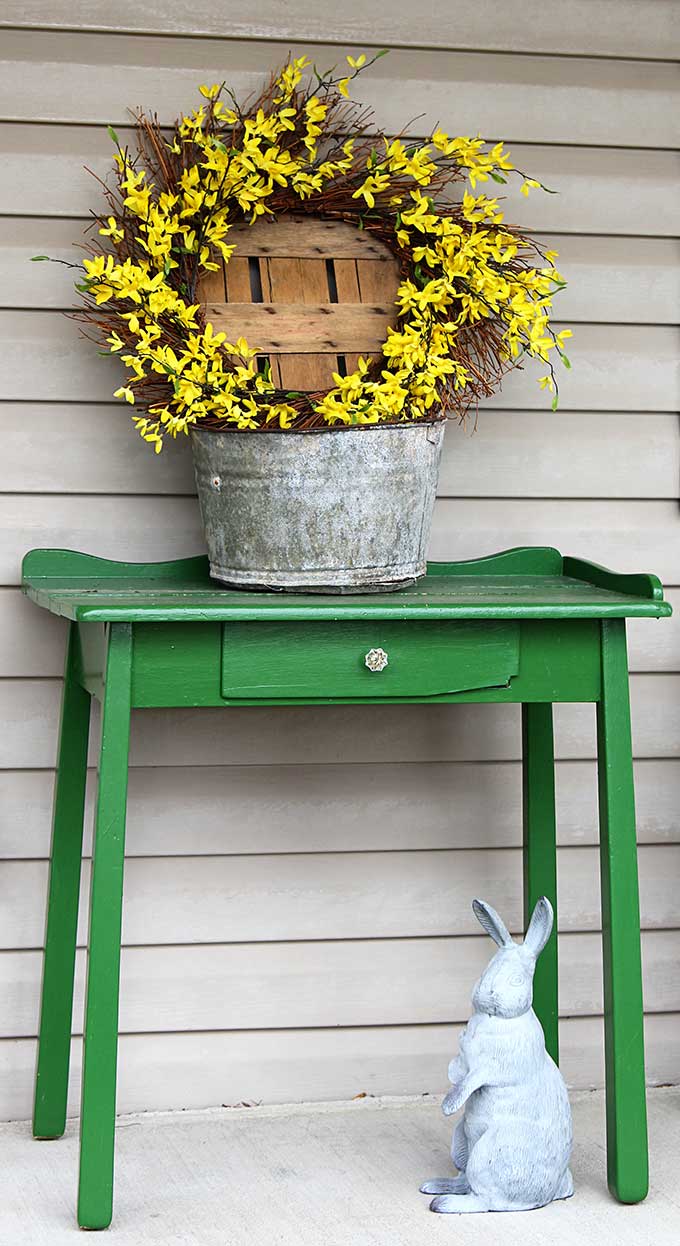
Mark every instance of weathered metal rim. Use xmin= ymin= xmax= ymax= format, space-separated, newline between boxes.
xmin=192 ymin=418 xmax=448 ymax=437
xmin=211 ymin=560 xmax=423 ymax=594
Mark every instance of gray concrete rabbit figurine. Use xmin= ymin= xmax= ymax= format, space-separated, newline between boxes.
xmin=420 ymin=895 xmax=573 ymax=1214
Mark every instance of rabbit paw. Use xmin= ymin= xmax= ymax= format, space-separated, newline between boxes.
xmin=429 ymin=1193 xmax=490 ymax=1215
xmin=442 ymin=1084 xmax=465 ymax=1115
xmin=420 ymin=1176 xmax=470 ymax=1195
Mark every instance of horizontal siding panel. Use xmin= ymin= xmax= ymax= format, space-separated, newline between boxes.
xmin=1 ymin=127 xmax=677 ymax=235
xmin=427 ymin=499 xmax=680 ymax=580
xmin=481 ymin=147 xmax=680 ymax=238
xmin=627 ymin=601 xmax=680 ymax=669
xmin=2 ymin=930 xmax=677 ymax=1037
xmin=438 ymin=412 xmax=680 ymax=498
xmin=1 ymin=407 xmax=678 ymax=498
xmin=3 ymin=497 xmax=680 ymax=585
xmin=0 ymin=217 xmax=91 ymax=310
xmin=483 ymin=325 xmax=680 ymax=411
xmin=0 ymin=1015 xmax=677 ymax=1121
xmin=2 ymin=757 xmax=679 ymax=861
xmin=0 ymin=494 xmax=204 ymax=584
xmin=1 ymin=32 xmax=677 ymax=146
xmin=0 ymin=403 xmax=195 ymax=494
xmin=6 ymin=224 xmax=679 ymax=324
xmin=1 ymin=310 xmax=123 ymax=402
xmin=2 ymin=844 xmax=677 ymax=948
xmin=0 ymin=1 xmax=676 ymax=60
xmin=0 ymin=591 xmax=69 ymax=671
xmin=1 ymin=673 xmax=679 ymax=769
xmin=543 ymin=235 xmax=680 ymax=325
xmin=3 ymin=314 xmax=678 ymax=410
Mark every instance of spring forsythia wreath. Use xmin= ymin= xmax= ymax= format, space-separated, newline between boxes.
xmin=53 ymin=51 xmax=571 ymax=450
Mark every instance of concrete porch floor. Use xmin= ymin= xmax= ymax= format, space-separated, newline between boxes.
xmin=2 ymin=1087 xmax=678 ymax=1244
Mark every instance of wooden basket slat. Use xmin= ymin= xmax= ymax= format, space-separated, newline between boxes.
xmin=224 ymin=256 xmax=252 ymax=302
xmin=332 ymin=259 xmax=361 ymax=300
xmin=198 ymin=267 xmax=227 ymax=302
xmin=258 ymin=259 xmax=281 ymax=386
xmin=333 ymin=259 xmax=361 ymax=374
xmin=203 ymin=303 xmax=398 ymax=353
xmin=356 ymin=257 xmax=401 ymax=302
xmin=225 ymin=216 xmax=394 ymax=260
xmin=265 ymin=257 xmax=334 ymax=390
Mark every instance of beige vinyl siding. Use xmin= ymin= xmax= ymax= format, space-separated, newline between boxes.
xmin=3 ymin=846 xmax=680 ymax=948
xmin=0 ymin=31 xmax=678 ymax=145
xmin=2 ymin=409 xmax=680 ymax=499
xmin=0 ymin=1 xmax=676 ymax=59
xmin=2 ymin=930 xmax=680 ymax=1034
xmin=0 ymin=3 xmax=678 ymax=1119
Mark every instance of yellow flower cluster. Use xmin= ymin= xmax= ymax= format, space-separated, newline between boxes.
xmin=80 ymin=53 xmax=569 ymax=450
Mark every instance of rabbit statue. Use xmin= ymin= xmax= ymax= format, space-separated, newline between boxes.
xmin=420 ymin=895 xmax=573 ymax=1214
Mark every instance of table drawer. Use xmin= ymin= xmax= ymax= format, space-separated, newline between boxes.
xmin=221 ymin=619 xmax=520 ymax=700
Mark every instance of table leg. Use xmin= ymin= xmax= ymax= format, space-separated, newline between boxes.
xmin=33 ymin=622 xmax=91 ymax=1139
xmin=77 ymin=623 xmax=132 ymax=1230
xmin=597 ymin=619 xmax=648 ymax=1203
xmin=522 ymin=703 xmax=559 ymax=1064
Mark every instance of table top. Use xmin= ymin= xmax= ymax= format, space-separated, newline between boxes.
xmin=22 ymin=546 xmax=671 ymax=623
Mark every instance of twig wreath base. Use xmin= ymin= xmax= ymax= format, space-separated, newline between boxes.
xmin=46 ymin=51 xmax=571 ymax=451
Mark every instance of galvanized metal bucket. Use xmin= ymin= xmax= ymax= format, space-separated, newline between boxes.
xmin=191 ymin=421 xmax=446 ymax=593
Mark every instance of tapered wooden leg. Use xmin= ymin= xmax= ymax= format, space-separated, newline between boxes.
xmin=77 ymin=623 xmax=132 ymax=1231
xmin=522 ymin=702 xmax=559 ymax=1064
xmin=33 ymin=622 xmax=91 ymax=1139
xmin=597 ymin=620 xmax=648 ymax=1203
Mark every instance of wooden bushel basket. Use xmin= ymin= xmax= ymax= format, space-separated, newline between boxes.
xmin=198 ymin=214 xmax=401 ymax=392
xmin=193 ymin=215 xmax=446 ymax=593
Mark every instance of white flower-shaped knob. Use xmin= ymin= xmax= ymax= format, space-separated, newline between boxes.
xmin=365 ymin=647 xmax=389 ymax=673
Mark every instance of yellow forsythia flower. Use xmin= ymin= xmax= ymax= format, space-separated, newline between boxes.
xmin=83 ymin=57 xmax=568 ymax=450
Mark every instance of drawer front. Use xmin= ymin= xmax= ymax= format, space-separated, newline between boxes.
xmin=221 ymin=620 xmax=520 ymax=700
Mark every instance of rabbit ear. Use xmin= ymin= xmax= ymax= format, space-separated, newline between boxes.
xmin=472 ymin=899 xmax=513 ymax=948
xmin=523 ymin=896 xmax=554 ymax=960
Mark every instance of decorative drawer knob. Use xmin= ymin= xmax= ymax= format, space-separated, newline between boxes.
xmin=365 ymin=647 xmax=389 ymax=672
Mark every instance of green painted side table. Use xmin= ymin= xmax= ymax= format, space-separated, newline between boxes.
xmin=22 ymin=545 xmax=671 ymax=1229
